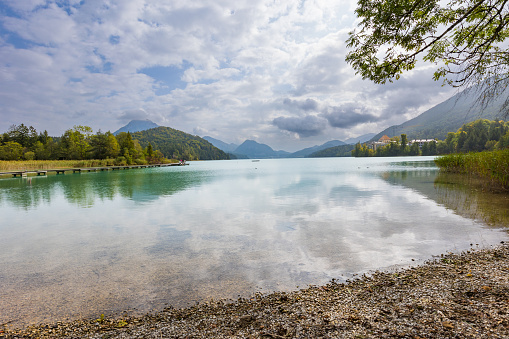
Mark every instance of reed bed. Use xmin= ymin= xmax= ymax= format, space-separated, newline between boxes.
xmin=434 ymin=149 xmax=509 ymax=190
xmin=0 ymin=159 xmax=116 ymax=172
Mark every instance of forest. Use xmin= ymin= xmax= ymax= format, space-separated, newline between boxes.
xmin=352 ymin=119 xmax=509 ymax=157
xmin=0 ymin=124 xmax=229 ymax=163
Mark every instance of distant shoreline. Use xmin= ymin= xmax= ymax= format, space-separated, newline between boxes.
xmin=3 ymin=243 xmax=508 ymax=338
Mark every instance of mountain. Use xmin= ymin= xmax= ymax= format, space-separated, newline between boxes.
xmin=114 ymin=119 xmax=159 ymax=135
xmin=290 ymin=140 xmax=346 ymax=158
xmin=234 ymin=140 xmax=290 ymax=159
xmin=371 ymin=86 xmax=509 ymax=141
xmin=130 ymin=126 xmax=229 ymax=160
xmin=344 ymin=133 xmax=377 ymax=144
xmin=203 ymin=136 xmax=239 ymax=153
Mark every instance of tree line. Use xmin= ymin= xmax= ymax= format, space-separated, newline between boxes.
xmin=0 ymin=124 xmax=167 ymax=165
xmin=352 ymin=119 xmax=509 ymax=157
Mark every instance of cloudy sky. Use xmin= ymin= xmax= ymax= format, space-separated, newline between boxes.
xmin=0 ymin=0 xmax=454 ymax=152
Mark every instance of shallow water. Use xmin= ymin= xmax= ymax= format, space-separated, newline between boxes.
xmin=0 ymin=157 xmax=508 ymax=328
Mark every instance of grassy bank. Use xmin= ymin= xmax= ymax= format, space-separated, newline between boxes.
xmin=0 ymin=159 xmax=176 ymax=172
xmin=434 ymin=149 xmax=509 ymax=190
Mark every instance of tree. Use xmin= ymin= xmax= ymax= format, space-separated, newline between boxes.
xmin=428 ymin=140 xmax=437 ymax=155
xmin=421 ymin=142 xmax=430 ymax=156
xmin=90 ymin=131 xmax=120 ymax=159
xmin=117 ymin=132 xmax=135 ymax=153
xmin=39 ymin=130 xmax=50 ymax=145
xmin=400 ymin=134 xmax=408 ymax=154
xmin=33 ymin=141 xmax=48 ymax=159
xmin=352 ymin=142 xmax=362 ymax=157
xmin=0 ymin=141 xmax=23 ymax=160
xmin=60 ymin=126 xmax=91 ymax=160
xmin=409 ymin=142 xmax=421 ymax=156
xmin=4 ymin=123 xmax=38 ymax=149
xmin=346 ymin=0 xmax=509 ymax=115
xmin=498 ymin=129 xmax=509 ymax=148
xmin=146 ymin=143 xmax=153 ymax=158
xmin=445 ymin=132 xmax=457 ymax=153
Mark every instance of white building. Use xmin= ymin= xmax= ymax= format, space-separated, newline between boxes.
xmin=409 ymin=139 xmax=436 ymax=148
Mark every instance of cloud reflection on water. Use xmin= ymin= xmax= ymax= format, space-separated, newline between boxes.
xmin=0 ymin=158 xmax=507 ymax=328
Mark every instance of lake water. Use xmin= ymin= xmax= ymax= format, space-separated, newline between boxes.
xmin=1 ymin=157 xmax=508 ymax=328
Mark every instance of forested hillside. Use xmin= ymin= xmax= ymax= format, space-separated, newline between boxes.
xmin=371 ymin=86 xmax=509 ymax=141
xmin=291 ymin=140 xmax=346 ymax=158
xmin=0 ymin=124 xmax=229 ymax=162
xmin=131 ymin=127 xmax=229 ymax=160
xmin=308 ymin=144 xmax=355 ymax=157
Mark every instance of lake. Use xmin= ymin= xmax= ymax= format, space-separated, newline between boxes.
xmin=1 ymin=156 xmax=508 ymax=328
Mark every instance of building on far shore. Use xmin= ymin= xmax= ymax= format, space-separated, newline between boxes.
xmin=367 ymin=136 xmax=437 ymax=151
xmin=368 ymin=135 xmax=392 ymax=150
xmin=408 ymin=139 xmax=436 ymax=148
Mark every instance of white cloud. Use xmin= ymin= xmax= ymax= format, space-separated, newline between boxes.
xmin=0 ymin=0 xmax=451 ymax=151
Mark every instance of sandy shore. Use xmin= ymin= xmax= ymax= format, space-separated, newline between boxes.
xmin=2 ymin=243 xmax=508 ymax=338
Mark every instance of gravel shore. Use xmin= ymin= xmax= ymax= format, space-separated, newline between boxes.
xmin=2 ymin=243 xmax=508 ymax=338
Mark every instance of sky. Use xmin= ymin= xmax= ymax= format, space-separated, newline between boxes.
xmin=0 ymin=0 xmax=455 ymax=152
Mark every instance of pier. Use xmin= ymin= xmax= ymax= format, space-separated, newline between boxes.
xmin=0 ymin=163 xmax=187 ymax=178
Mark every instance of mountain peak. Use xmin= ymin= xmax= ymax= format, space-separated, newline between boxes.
xmin=203 ymin=136 xmax=239 ymax=153
xmin=234 ymin=140 xmax=290 ymax=159
xmin=114 ymin=120 xmax=159 ymax=135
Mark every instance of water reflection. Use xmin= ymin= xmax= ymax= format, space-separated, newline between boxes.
xmin=380 ymin=168 xmax=509 ymax=228
xmin=0 ymin=167 xmax=204 ymax=209
xmin=434 ymin=172 xmax=509 ymax=227
xmin=0 ymin=158 xmax=508 ymax=329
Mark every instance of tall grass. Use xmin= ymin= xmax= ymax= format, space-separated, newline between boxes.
xmin=434 ymin=149 xmax=509 ymax=190
xmin=0 ymin=159 xmax=116 ymax=171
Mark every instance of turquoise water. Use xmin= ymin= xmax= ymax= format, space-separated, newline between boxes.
xmin=1 ymin=157 xmax=508 ymax=327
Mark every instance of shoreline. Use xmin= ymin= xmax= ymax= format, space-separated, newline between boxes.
xmin=2 ymin=243 xmax=508 ymax=338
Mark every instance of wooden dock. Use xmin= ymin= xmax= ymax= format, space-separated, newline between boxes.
xmin=0 ymin=163 xmax=188 ymax=178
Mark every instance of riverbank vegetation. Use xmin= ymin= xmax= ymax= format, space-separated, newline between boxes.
xmin=0 ymin=159 xmax=142 ymax=172
xmin=0 ymin=124 xmax=168 ymax=165
xmin=0 ymin=124 xmax=229 ymax=165
xmin=435 ymin=149 xmax=509 ymax=191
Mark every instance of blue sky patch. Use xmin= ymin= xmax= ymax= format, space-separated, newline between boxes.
xmin=138 ymin=63 xmax=190 ymax=95
xmin=4 ymin=32 xmax=38 ymax=49
xmin=109 ymin=35 xmax=120 ymax=45
xmin=56 ymin=0 xmax=84 ymax=15
xmin=86 ymin=61 xmax=113 ymax=74
xmin=0 ymin=3 xmax=21 ymax=18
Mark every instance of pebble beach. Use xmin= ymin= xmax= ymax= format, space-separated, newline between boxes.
xmin=2 ymin=243 xmax=508 ymax=338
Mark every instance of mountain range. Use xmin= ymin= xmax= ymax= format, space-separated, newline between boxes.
xmin=115 ymin=84 xmax=508 ymax=159
xmin=202 ymin=133 xmax=375 ymax=159
xmin=202 ymin=136 xmax=238 ymax=153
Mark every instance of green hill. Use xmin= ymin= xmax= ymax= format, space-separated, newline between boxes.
xmin=131 ymin=127 xmax=229 ymax=160
xmin=290 ymin=140 xmax=346 ymax=158
xmin=308 ymin=144 xmax=355 ymax=157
